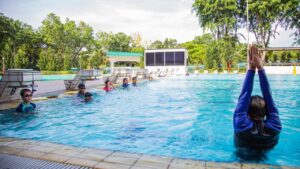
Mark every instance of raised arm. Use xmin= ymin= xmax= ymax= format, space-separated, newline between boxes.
xmin=258 ymin=69 xmax=281 ymax=132
xmin=234 ymin=46 xmax=257 ymax=132
xmin=234 ymin=70 xmax=255 ymax=132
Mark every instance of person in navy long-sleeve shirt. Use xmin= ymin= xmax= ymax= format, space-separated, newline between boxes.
xmin=234 ymin=45 xmax=281 ymax=150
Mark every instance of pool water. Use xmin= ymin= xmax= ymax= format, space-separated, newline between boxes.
xmin=0 ymin=74 xmax=299 ymax=166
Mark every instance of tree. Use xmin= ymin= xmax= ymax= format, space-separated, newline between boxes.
xmin=150 ymin=40 xmax=164 ymax=49
xmin=163 ymin=38 xmax=178 ymax=48
xmin=38 ymin=13 xmax=94 ymax=70
xmin=149 ymin=38 xmax=178 ymax=49
xmin=238 ymin=0 xmax=299 ymax=48
xmin=193 ymin=0 xmax=239 ymax=39
xmin=14 ymin=45 xmax=29 ymax=68
xmin=284 ymin=4 xmax=300 ymax=45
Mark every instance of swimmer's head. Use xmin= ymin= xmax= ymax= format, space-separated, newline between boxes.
xmin=132 ymin=77 xmax=137 ymax=84
xmin=248 ymin=95 xmax=266 ymax=121
xmin=20 ymin=89 xmax=32 ymax=102
xmin=84 ymin=92 xmax=93 ymax=102
xmin=105 ymin=79 xmax=110 ymax=85
xmin=123 ymin=78 xmax=128 ymax=84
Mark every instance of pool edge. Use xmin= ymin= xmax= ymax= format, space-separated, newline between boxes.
xmin=0 ymin=137 xmax=298 ymax=169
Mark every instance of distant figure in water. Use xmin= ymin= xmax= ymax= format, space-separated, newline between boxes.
xmin=84 ymin=92 xmax=93 ymax=102
xmin=103 ymin=79 xmax=114 ymax=92
xmin=233 ymin=45 xmax=281 ymax=160
xmin=77 ymin=83 xmax=86 ymax=98
xmin=122 ymin=78 xmax=129 ymax=89
xmin=132 ymin=77 xmax=137 ymax=87
xmin=16 ymin=89 xmax=36 ymax=113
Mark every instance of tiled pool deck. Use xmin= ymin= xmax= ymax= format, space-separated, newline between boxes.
xmin=0 ymin=137 xmax=298 ymax=169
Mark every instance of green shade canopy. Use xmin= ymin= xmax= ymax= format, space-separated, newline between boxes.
xmin=107 ymin=51 xmax=143 ymax=57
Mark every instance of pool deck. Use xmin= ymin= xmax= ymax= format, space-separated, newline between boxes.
xmin=0 ymin=78 xmax=104 ymax=104
xmin=0 ymin=137 xmax=298 ymax=169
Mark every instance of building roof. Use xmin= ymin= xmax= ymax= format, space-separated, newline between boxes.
xmin=106 ymin=51 xmax=143 ymax=57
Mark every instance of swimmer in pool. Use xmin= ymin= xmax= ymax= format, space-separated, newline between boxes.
xmin=16 ymin=89 xmax=36 ymax=113
xmin=233 ymin=45 xmax=281 ymax=151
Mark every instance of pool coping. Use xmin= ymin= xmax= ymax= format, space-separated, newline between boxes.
xmin=0 ymin=137 xmax=298 ymax=169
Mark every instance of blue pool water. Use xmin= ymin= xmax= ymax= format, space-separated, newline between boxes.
xmin=0 ymin=75 xmax=299 ymax=166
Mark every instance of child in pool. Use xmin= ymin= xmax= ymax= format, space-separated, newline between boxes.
xmin=122 ymin=78 xmax=129 ymax=89
xmin=103 ymin=79 xmax=114 ymax=92
xmin=16 ymin=89 xmax=36 ymax=113
xmin=77 ymin=83 xmax=86 ymax=97
xmin=84 ymin=92 xmax=93 ymax=102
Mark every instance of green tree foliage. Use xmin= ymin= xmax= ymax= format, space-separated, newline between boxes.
xmin=238 ymin=0 xmax=299 ymax=48
xmin=193 ymin=0 xmax=299 ymax=47
xmin=284 ymin=4 xmax=300 ymax=45
xmin=0 ymin=13 xmax=41 ymax=71
xmin=149 ymin=38 xmax=178 ymax=49
xmin=95 ymin=31 xmax=131 ymax=52
xmin=193 ymin=0 xmax=239 ymax=39
xmin=38 ymin=13 xmax=95 ymax=70
xmin=149 ymin=40 xmax=164 ymax=49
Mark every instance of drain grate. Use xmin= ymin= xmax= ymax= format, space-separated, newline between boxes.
xmin=0 ymin=153 xmax=91 ymax=169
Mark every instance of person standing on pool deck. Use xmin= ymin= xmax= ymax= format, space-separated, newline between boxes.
xmin=77 ymin=83 xmax=86 ymax=97
xmin=16 ymin=89 xmax=36 ymax=113
xmin=233 ymin=45 xmax=281 ymax=150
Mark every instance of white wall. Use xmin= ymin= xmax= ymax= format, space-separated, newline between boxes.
xmin=264 ymin=66 xmax=298 ymax=74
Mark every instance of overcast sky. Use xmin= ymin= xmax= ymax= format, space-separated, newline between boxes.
xmin=0 ymin=0 xmax=297 ymax=47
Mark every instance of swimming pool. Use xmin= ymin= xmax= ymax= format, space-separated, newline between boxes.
xmin=0 ymin=74 xmax=299 ymax=167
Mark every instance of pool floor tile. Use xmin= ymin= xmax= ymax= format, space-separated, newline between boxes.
xmin=138 ymin=154 xmax=173 ymax=165
xmin=169 ymin=158 xmax=205 ymax=169
xmin=111 ymin=151 xmax=142 ymax=159
xmin=51 ymin=149 xmax=83 ymax=157
xmin=134 ymin=160 xmax=169 ymax=169
xmin=206 ymin=161 xmax=241 ymax=169
xmin=130 ymin=166 xmax=166 ymax=169
xmin=29 ymin=145 xmax=58 ymax=153
xmin=37 ymin=141 xmax=65 ymax=148
xmin=80 ymin=148 xmax=113 ymax=157
xmin=241 ymin=163 xmax=281 ymax=169
xmin=0 ymin=146 xmax=24 ymax=155
xmin=75 ymin=150 xmax=111 ymax=162
xmin=39 ymin=153 xmax=72 ymax=163
xmin=103 ymin=154 xmax=138 ymax=166
xmin=95 ymin=161 xmax=131 ymax=169
xmin=66 ymin=157 xmax=100 ymax=167
xmin=17 ymin=150 xmax=47 ymax=159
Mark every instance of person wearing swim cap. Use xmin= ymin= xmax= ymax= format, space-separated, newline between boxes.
xmin=234 ymin=45 xmax=281 ymax=151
